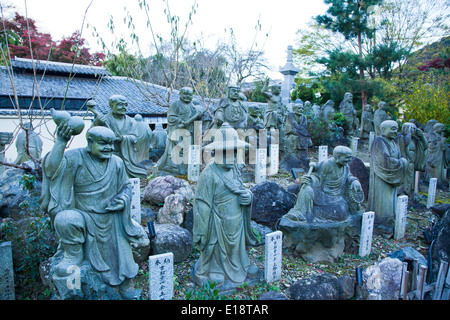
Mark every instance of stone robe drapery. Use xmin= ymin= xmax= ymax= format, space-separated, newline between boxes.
xmin=193 ymin=163 xmax=257 ymax=287
xmin=14 ymin=130 xmax=43 ymax=164
xmin=99 ymin=113 xmax=147 ymax=179
xmin=157 ymin=99 xmax=198 ymax=175
xmin=427 ymin=132 xmax=449 ymax=184
xmin=290 ymin=158 xmax=360 ymax=222
xmin=40 ymin=148 xmax=145 ymax=286
xmin=367 ymin=136 xmax=407 ymax=233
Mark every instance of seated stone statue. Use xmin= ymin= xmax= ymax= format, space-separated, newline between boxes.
xmin=284 ymin=103 xmax=313 ymax=161
xmin=284 ymin=146 xmax=364 ymax=223
xmin=193 ymin=123 xmax=261 ymax=291
xmin=40 ymin=124 xmax=149 ymax=299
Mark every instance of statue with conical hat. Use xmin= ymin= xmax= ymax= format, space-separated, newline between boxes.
xmin=193 ymin=122 xmax=261 ymax=292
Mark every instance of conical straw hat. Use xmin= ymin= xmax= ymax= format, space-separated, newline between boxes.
xmin=203 ymin=122 xmax=249 ymax=151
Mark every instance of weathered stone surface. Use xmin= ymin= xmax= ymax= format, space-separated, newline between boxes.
xmin=288 ymin=273 xmax=339 ymax=300
xmin=250 ymin=181 xmax=296 ymax=229
xmin=430 ymin=207 xmax=450 ymax=283
xmin=338 ymin=276 xmax=355 ymax=300
xmin=258 ymin=291 xmax=289 ymax=300
xmin=362 ymin=257 xmax=403 ymax=300
xmin=279 ymin=213 xmax=362 ymax=263
xmin=151 ymin=223 xmax=193 ymax=262
xmin=348 ymin=156 xmax=369 ymax=201
xmin=157 ymin=193 xmax=187 ymax=225
xmin=143 ymin=175 xmax=194 ymax=206
xmin=0 ymin=166 xmax=41 ymax=219
xmin=389 ymin=246 xmax=427 ymax=267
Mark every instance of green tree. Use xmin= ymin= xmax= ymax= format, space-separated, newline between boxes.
xmin=315 ymin=0 xmax=384 ymax=107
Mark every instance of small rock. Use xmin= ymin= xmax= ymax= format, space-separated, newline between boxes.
xmin=151 ymin=223 xmax=193 ymax=262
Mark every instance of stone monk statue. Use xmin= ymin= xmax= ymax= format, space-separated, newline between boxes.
xmin=284 ymin=146 xmax=364 ymax=223
xmin=92 ymin=96 xmax=148 ymax=179
xmin=426 ymin=123 xmax=449 ymax=186
xmin=14 ymin=122 xmax=43 ymax=164
xmin=193 ymin=123 xmax=261 ymax=291
xmin=394 ymin=122 xmax=428 ymax=197
xmin=367 ymin=120 xmax=408 ymax=235
xmin=40 ymin=124 xmax=149 ymax=299
xmin=157 ymin=87 xmax=204 ymax=175
xmin=213 ymin=84 xmax=248 ymax=130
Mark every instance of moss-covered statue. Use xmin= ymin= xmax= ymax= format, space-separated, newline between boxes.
xmin=367 ymin=120 xmax=408 ymax=236
xmin=157 ymin=87 xmax=204 ymax=176
xmin=40 ymin=123 xmax=149 ymax=300
xmin=192 ymin=123 xmax=261 ymax=292
xmin=91 ymin=96 xmax=148 ymax=179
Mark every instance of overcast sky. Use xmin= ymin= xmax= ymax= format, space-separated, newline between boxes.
xmin=11 ymin=0 xmax=329 ymax=79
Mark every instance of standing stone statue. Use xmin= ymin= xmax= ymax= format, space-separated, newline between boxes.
xmin=262 ymin=79 xmax=286 ymax=131
xmin=246 ymin=105 xmax=265 ymax=130
xmin=373 ymin=101 xmax=390 ymax=136
xmin=213 ymin=84 xmax=248 ymax=130
xmin=262 ymin=79 xmax=287 ymax=151
xmin=322 ymin=100 xmax=336 ymax=122
xmin=426 ymin=123 xmax=449 ymax=186
xmin=367 ymin=120 xmax=408 ymax=235
xmin=193 ymin=123 xmax=261 ymax=291
xmin=424 ymin=119 xmax=438 ymax=136
xmin=395 ymin=122 xmax=428 ymax=197
xmin=157 ymin=87 xmax=204 ymax=176
xmin=359 ymin=105 xmax=374 ymax=140
xmin=284 ymin=103 xmax=313 ymax=161
xmin=133 ymin=114 xmax=152 ymax=163
xmin=339 ymin=92 xmax=358 ymax=137
xmin=39 ymin=124 xmax=149 ymax=299
xmin=149 ymin=122 xmax=167 ymax=162
xmin=92 ymin=95 xmax=148 ymax=179
xmin=14 ymin=122 xmax=43 ymax=164
xmin=284 ymin=146 xmax=364 ymax=223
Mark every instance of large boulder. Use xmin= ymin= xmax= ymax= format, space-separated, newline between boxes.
xmin=288 ymin=273 xmax=339 ymax=300
xmin=151 ymin=223 xmax=193 ymax=262
xmin=157 ymin=193 xmax=188 ymax=226
xmin=250 ymin=181 xmax=296 ymax=229
xmin=143 ymin=175 xmax=194 ymax=206
xmin=0 ymin=167 xmax=41 ymax=219
xmin=362 ymin=257 xmax=403 ymax=300
xmin=348 ymin=156 xmax=369 ymax=202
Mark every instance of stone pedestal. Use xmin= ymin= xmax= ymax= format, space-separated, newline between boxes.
xmin=278 ymin=213 xmax=362 ymax=263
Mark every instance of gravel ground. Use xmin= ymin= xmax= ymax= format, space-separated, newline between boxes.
xmin=133 ymin=143 xmax=449 ymax=300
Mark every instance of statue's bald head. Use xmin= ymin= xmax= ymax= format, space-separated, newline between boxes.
xmin=333 ymin=145 xmax=352 ymax=158
xmin=86 ymin=126 xmax=116 ymax=143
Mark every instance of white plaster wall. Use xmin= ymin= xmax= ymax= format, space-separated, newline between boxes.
xmin=0 ymin=115 xmax=93 ymax=163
